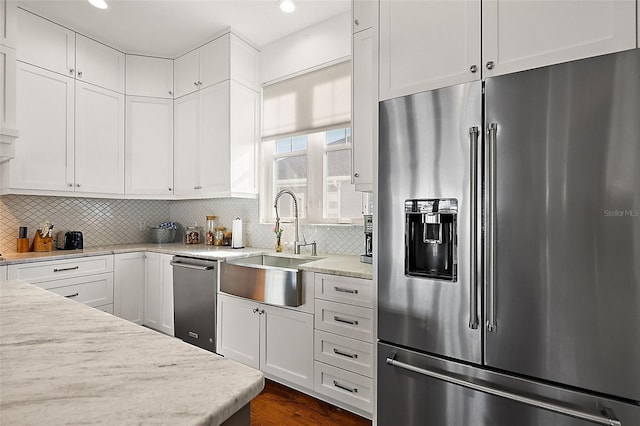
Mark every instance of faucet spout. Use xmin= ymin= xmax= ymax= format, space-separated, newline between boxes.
xmin=274 ymin=189 xmax=300 ymax=253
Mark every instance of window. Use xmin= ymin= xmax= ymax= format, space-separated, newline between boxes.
xmin=261 ymin=127 xmax=364 ymax=223
xmin=261 ymin=61 xmax=367 ymax=224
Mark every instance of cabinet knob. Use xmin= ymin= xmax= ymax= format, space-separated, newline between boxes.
xmin=75 ymin=183 xmax=81 ymax=187
xmin=194 ymin=81 xmax=199 ymax=86
xmin=197 ymin=81 xmax=202 ymax=86
xmin=169 ymin=90 xmax=173 ymax=95
xmin=168 ymin=187 xmax=172 ymax=191
xmin=67 ymin=183 xmax=73 ymax=187
xmin=69 ymin=68 xmax=75 ymax=75
xmin=470 ymin=64 xmax=477 ymax=73
xmin=194 ymin=185 xmax=202 ymax=190
xmin=354 ymin=19 xmax=359 ymax=26
xmin=252 ymin=308 xmax=259 ymax=314
xmin=354 ymin=172 xmax=360 ymax=178
xmin=77 ymin=71 xmax=83 ymax=77
xmin=486 ymin=61 xmax=494 ymax=70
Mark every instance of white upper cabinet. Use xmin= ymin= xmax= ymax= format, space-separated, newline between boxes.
xmin=16 ymin=8 xmax=75 ymax=77
xmin=125 ymin=54 xmax=173 ymax=98
xmin=1 ymin=0 xmax=17 ymax=48
xmin=174 ymin=79 xmax=259 ymax=199
xmin=174 ymin=32 xmax=259 ymax=99
xmin=75 ymin=34 xmax=125 ymax=93
xmin=379 ymin=0 xmax=637 ymax=99
xmin=75 ymin=81 xmax=125 ymax=194
xmin=352 ymin=0 xmax=377 ymax=33
xmin=379 ymin=0 xmax=481 ymax=100
xmin=352 ymin=27 xmax=376 ymax=192
xmin=482 ymin=0 xmax=637 ymax=78
xmin=8 ymin=62 xmax=75 ymax=192
xmin=125 ymin=96 xmax=173 ymax=196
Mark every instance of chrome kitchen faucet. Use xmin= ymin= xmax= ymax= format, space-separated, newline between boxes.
xmin=273 ymin=189 xmax=316 ymax=255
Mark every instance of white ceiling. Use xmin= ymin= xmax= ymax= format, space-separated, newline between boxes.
xmin=17 ymin=0 xmax=350 ymax=57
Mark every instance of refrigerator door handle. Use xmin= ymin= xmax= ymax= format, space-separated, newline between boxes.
xmin=486 ymin=122 xmax=498 ymax=333
xmin=385 ymin=357 xmax=622 ymax=426
xmin=469 ymin=126 xmax=480 ymax=330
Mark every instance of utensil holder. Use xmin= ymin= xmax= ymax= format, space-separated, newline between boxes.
xmin=31 ymin=230 xmax=53 ymax=252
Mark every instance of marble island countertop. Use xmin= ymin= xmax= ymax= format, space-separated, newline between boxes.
xmin=0 ymin=243 xmax=373 ymax=279
xmin=0 ymin=280 xmax=264 ymax=425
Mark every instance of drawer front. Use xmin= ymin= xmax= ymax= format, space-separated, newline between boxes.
xmin=314 ymin=361 xmax=373 ymax=413
xmin=315 ymin=274 xmax=373 ymax=308
xmin=314 ymin=330 xmax=374 ymax=378
xmin=315 ymin=299 xmax=373 ymax=343
xmin=43 ymin=273 xmax=114 ymax=308
xmin=7 ymin=255 xmax=114 ymax=283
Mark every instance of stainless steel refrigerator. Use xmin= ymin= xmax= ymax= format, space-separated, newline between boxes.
xmin=377 ymin=49 xmax=640 ymax=425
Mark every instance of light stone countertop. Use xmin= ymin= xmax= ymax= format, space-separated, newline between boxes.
xmin=0 ymin=243 xmax=373 ymax=280
xmin=0 ymin=280 xmax=264 ymax=425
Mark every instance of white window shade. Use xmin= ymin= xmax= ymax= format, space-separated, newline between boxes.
xmin=262 ymin=61 xmax=351 ymax=141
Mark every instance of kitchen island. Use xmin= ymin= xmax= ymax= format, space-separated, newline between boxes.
xmin=0 ymin=280 xmax=264 ymax=425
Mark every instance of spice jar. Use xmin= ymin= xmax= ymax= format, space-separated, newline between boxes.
xmin=213 ymin=227 xmax=225 ymax=246
xmin=205 ymin=215 xmax=217 ymax=245
xmin=184 ymin=224 xmax=202 ymax=245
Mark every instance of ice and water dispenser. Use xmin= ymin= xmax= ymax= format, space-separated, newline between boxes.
xmin=405 ymin=199 xmax=458 ymax=281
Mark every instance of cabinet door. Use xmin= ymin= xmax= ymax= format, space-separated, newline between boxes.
xmin=114 ymin=252 xmax=145 ymax=324
xmin=173 ymin=91 xmax=200 ymax=196
xmin=125 ymin=55 xmax=173 ymax=98
xmin=1 ymin=0 xmax=17 ymax=48
xmin=16 ymin=8 xmax=75 ymax=77
xmin=352 ymin=28 xmax=376 ymax=192
xmin=199 ymin=35 xmax=228 ymax=89
xmin=144 ymin=252 xmax=174 ymax=336
xmin=0 ymin=265 xmax=7 ymax=281
xmin=75 ymin=34 xmax=125 ymax=93
xmin=228 ymin=82 xmax=259 ymax=195
xmin=173 ymin=49 xmax=199 ymax=99
xmin=75 ymin=81 xmax=124 ymax=194
xmin=379 ymin=0 xmax=480 ymax=100
xmin=1 ymin=45 xmax=17 ymax=132
xmin=482 ymin=0 xmax=637 ymax=78
xmin=353 ymin=0 xmax=377 ymax=33
xmin=199 ymin=81 xmax=229 ymax=195
xmin=12 ymin=62 xmax=74 ymax=191
xmin=125 ymin=96 xmax=173 ymax=196
xmin=261 ymin=305 xmax=314 ymax=389
xmin=217 ymin=294 xmax=260 ymax=369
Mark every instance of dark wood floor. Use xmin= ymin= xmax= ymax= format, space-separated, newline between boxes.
xmin=250 ymin=379 xmax=371 ymax=426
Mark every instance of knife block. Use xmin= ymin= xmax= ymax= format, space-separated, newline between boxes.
xmin=31 ymin=231 xmax=53 ymax=252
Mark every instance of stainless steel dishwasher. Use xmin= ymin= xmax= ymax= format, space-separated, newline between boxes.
xmin=170 ymin=256 xmax=217 ymax=353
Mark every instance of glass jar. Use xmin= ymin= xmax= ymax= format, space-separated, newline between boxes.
xmin=213 ymin=227 xmax=225 ymax=246
xmin=184 ymin=224 xmax=202 ymax=245
xmin=205 ymin=215 xmax=217 ymax=245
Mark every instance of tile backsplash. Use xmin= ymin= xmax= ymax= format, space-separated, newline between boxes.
xmin=1 ymin=195 xmax=363 ymax=255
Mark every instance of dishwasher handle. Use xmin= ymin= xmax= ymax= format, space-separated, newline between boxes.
xmin=170 ymin=261 xmax=215 ymax=271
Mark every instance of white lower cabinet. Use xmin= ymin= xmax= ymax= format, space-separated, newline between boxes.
xmin=113 ymin=252 xmax=145 ymax=324
xmin=144 ymin=252 xmax=174 ymax=336
xmin=0 ymin=265 xmax=7 ymax=280
xmin=217 ymin=293 xmax=314 ymax=389
xmin=313 ymin=273 xmax=374 ymax=417
xmin=7 ymin=255 xmax=114 ymax=312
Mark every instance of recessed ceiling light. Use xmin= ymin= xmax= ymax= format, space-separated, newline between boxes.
xmin=278 ymin=0 xmax=296 ymax=13
xmin=88 ymin=0 xmax=108 ymax=10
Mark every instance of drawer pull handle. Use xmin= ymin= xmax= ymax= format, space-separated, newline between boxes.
xmin=334 ymin=316 xmax=358 ymax=326
xmin=188 ymin=331 xmax=199 ymax=339
xmin=333 ymin=348 xmax=358 ymax=359
xmin=333 ymin=380 xmax=358 ymax=393
xmin=54 ymin=266 xmax=79 ymax=272
xmin=64 ymin=293 xmax=79 ymax=298
xmin=334 ymin=286 xmax=358 ymax=295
